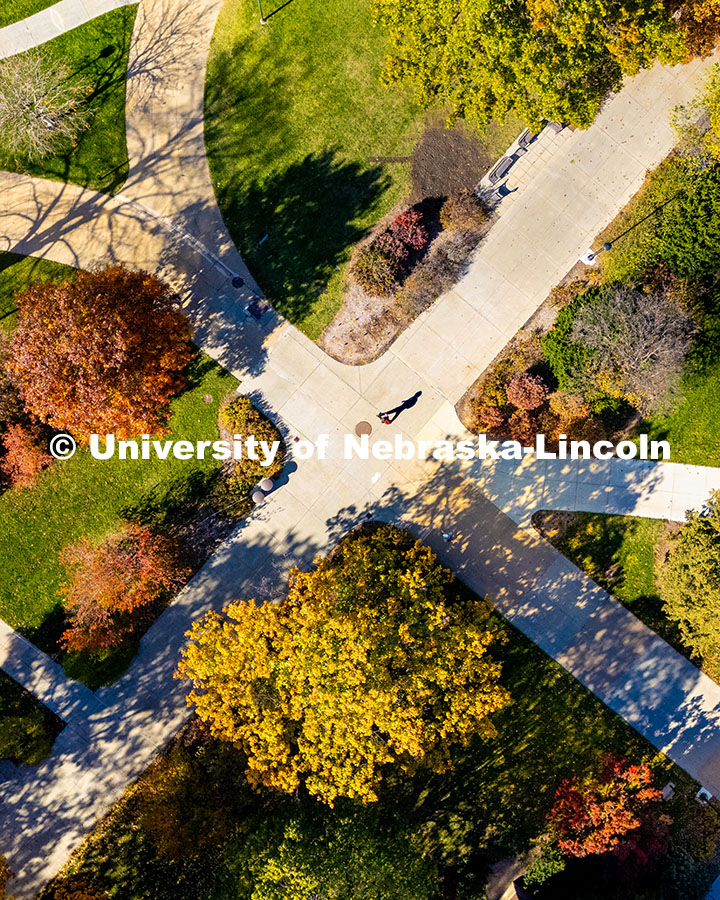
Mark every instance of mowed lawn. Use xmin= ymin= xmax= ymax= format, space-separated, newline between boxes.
xmin=0 ymin=6 xmax=137 ymax=193
xmin=0 ymin=356 xmax=236 ymax=641
xmin=0 ymin=0 xmax=60 ymax=27
xmin=205 ymin=0 xmax=425 ymax=339
xmin=0 ymin=254 xmax=238 ymax=648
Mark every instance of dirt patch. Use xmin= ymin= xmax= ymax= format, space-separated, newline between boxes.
xmin=318 ymin=217 xmax=489 ymax=365
xmin=410 ymin=113 xmax=494 ymax=203
xmin=532 ymin=509 xmax=576 ymax=543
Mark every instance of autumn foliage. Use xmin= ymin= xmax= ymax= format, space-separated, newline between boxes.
xmin=9 ymin=266 xmax=194 ymax=441
xmin=39 ymin=876 xmax=107 ymax=900
xmin=61 ymin=523 xmax=189 ymax=652
xmin=177 ymin=525 xmax=508 ymax=805
xmin=0 ymin=423 xmax=52 ymax=488
xmin=506 ymin=373 xmax=549 ymax=410
xmin=548 ymin=755 xmax=664 ymax=862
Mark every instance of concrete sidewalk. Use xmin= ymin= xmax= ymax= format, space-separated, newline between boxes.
xmin=0 ymin=0 xmax=137 ymax=58
xmin=1 ymin=0 xmax=720 ymax=894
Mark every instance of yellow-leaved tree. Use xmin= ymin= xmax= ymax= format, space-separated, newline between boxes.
xmin=176 ymin=525 xmax=508 ymax=805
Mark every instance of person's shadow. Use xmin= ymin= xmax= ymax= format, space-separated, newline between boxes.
xmin=378 ymin=391 xmax=422 ymax=423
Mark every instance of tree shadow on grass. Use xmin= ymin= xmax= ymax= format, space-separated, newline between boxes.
xmin=205 ymin=38 xmax=390 ymax=324
xmin=214 ymin=149 xmax=389 ymax=325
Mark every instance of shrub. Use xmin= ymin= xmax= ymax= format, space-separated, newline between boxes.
xmin=40 ymin=876 xmax=108 ymax=900
xmin=509 ymin=410 xmax=537 ymax=446
xmin=0 ymin=857 xmax=13 ymax=900
xmin=9 ymin=266 xmax=194 ymax=441
xmin=374 ymin=229 xmax=410 ymax=267
xmin=472 ymin=405 xmax=505 ymax=435
xmin=398 ymin=231 xmax=479 ymax=318
xmin=570 ymin=285 xmax=696 ymax=412
xmin=549 ymin=278 xmax=594 ymax=310
xmin=543 ymin=297 xmax=593 ymax=391
xmin=0 ymin=423 xmax=52 ymax=488
xmin=523 ymin=840 xmax=566 ymax=887
xmin=217 ymin=396 xmax=285 ymax=505
xmin=548 ymin=391 xmax=590 ymax=421
xmin=351 ymin=243 xmax=398 ymax=296
xmin=440 ymin=189 xmax=489 ymax=232
xmin=390 ymin=209 xmax=429 ymax=250
xmin=548 ymin=755 xmax=664 ymax=861
xmin=61 ymin=523 xmax=189 ymax=653
xmin=506 ymin=373 xmax=549 ymax=410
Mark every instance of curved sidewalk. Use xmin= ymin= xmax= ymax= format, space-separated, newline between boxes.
xmin=2 ymin=0 xmax=720 ymax=894
xmin=0 ymin=0 xmax=137 ymax=58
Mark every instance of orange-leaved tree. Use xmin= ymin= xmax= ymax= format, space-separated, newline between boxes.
xmin=61 ymin=522 xmax=189 ymax=652
xmin=0 ymin=422 xmax=52 ymax=488
xmin=9 ymin=266 xmax=194 ymax=441
xmin=176 ymin=524 xmax=508 ymax=805
xmin=548 ymin=755 xmax=665 ymax=861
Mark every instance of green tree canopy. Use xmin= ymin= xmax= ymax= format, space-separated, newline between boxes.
xmin=230 ymin=805 xmax=438 ymax=900
xmin=663 ymin=490 xmax=720 ymax=664
xmin=177 ymin=525 xmax=508 ymax=805
xmin=372 ymin=0 xmax=685 ymax=130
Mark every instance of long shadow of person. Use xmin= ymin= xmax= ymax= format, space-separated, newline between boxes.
xmin=377 ymin=391 xmax=422 ymax=424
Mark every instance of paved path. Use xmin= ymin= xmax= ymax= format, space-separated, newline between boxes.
xmin=0 ymin=0 xmax=136 ymax=58
xmin=1 ymin=1 xmax=720 ymax=895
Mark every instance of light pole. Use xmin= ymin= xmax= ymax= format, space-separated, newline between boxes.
xmin=584 ymin=241 xmax=612 ymax=264
xmin=581 ymin=187 xmax=686 ymax=266
xmin=257 ymin=0 xmax=267 ymax=24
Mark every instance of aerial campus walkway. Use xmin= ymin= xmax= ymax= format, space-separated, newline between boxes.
xmin=1 ymin=0 xmax=720 ymax=894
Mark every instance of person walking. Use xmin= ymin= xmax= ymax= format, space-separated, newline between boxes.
xmin=376 ymin=391 xmax=422 ymax=424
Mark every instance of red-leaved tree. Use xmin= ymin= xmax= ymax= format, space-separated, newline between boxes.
xmin=9 ymin=266 xmax=194 ymax=441
xmin=0 ymin=423 xmax=52 ymax=488
xmin=548 ymin=756 xmax=664 ymax=862
xmin=61 ymin=523 xmax=189 ymax=652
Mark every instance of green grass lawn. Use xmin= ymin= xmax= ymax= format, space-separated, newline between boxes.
xmin=550 ymin=513 xmax=690 ymax=658
xmin=0 ymin=6 xmax=137 ymax=193
xmin=636 ymin=358 xmax=720 ymax=467
xmin=0 ymin=252 xmax=77 ymax=332
xmin=205 ymin=0 xmax=519 ymax=340
xmin=0 ymin=670 xmax=63 ymax=764
xmin=0 ymin=0 xmax=60 ymax=27
xmin=0 ymin=355 xmax=237 ymax=639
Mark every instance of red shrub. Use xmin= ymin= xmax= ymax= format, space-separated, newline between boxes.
xmin=509 ymin=409 xmax=537 ymax=446
xmin=549 ymin=755 xmax=664 ymax=861
xmin=390 ymin=209 xmax=429 ymax=250
xmin=474 ymin=405 xmax=505 ymax=435
xmin=506 ymin=372 xmax=549 ymax=410
xmin=61 ymin=523 xmax=189 ymax=652
xmin=1 ymin=423 xmax=52 ymax=488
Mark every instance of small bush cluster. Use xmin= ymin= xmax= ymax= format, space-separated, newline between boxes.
xmin=351 ymin=207 xmax=430 ymax=296
xmin=506 ymin=372 xmax=549 ymax=410
xmin=439 ymin=189 xmax=490 ymax=232
xmin=217 ymin=395 xmax=285 ymax=504
xmin=470 ymin=329 xmax=607 ymax=447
